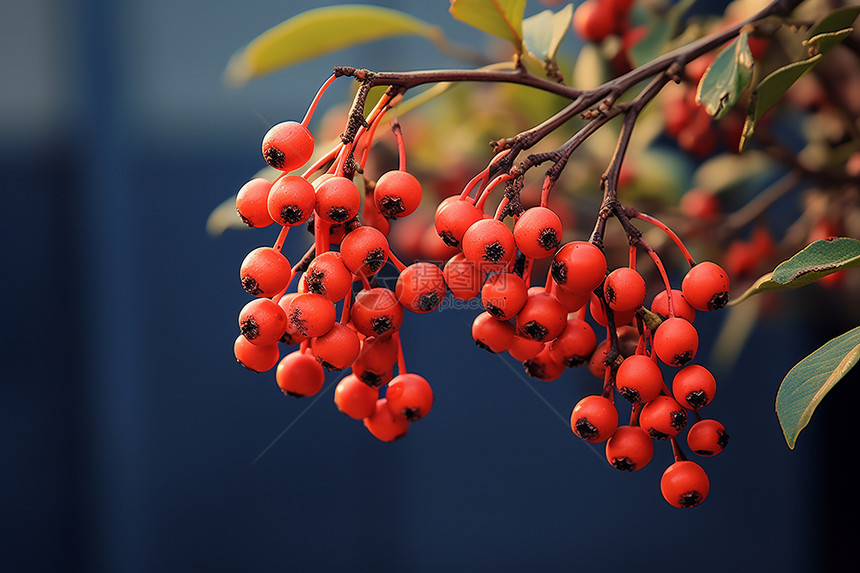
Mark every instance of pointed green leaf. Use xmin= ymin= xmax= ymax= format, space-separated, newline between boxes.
xmin=225 ymin=5 xmax=441 ymax=85
xmin=696 ymin=31 xmax=754 ymax=119
xmin=731 ymin=238 xmax=860 ymax=304
xmin=522 ymin=4 xmax=572 ymax=80
xmin=449 ymin=0 xmax=526 ymax=49
xmin=806 ymin=5 xmax=860 ymax=39
xmin=804 ymin=27 xmax=854 ymax=56
xmin=777 ymin=326 xmax=860 ymax=449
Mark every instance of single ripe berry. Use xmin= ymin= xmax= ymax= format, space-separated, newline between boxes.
xmin=233 ymin=335 xmax=279 ymax=373
xmin=267 ymin=175 xmax=316 ymax=226
xmin=672 ymin=364 xmax=716 ymax=410
xmin=507 ymin=335 xmax=544 ymax=361
xmin=472 ymin=312 xmax=515 ymax=353
xmin=661 ymin=461 xmax=709 ymax=508
xmin=516 ymin=291 xmax=567 ymax=342
xmin=374 ymin=170 xmax=422 ymax=219
xmin=605 ymin=426 xmax=654 ymax=472
xmin=588 ymin=339 xmax=611 ymax=379
xmin=481 ymin=272 xmax=528 ymax=320
xmin=302 ymin=251 xmax=353 ymax=302
xmin=548 ymin=318 xmax=597 ymax=367
xmin=334 ymin=374 xmax=378 ymax=420
xmin=262 ymin=121 xmax=314 ymax=172
xmin=351 ymin=335 xmax=398 ymax=388
xmin=386 ymin=373 xmax=433 ymax=422
xmin=651 ymin=289 xmax=696 ymax=323
xmin=523 ymin=347 xmax=565 ymax=382
xmin=639 ymin=395 xmax=688 ymax=440
xmin=310 ymin=322 xmax=361 ymax=371
xmin=240 ymin=247 xmax=291 ymax=297
xmin=236 ymin=178 xmax=274 ymax=228
xmin=238 ymin=298 xmax=287 ymax=347
xmin=364 ymin=398 xmax=409 ymax=442
xmin=513 ymin=206 xmax=563 ymax=259
xmin=551 ymin=241 xmax=607 ymax=294
xmin=570 ymin=395 xmax=618 ymax=443
xmin=396 ymin=262 xmax=446 ymax=313
xmin=616 ymin=354 xmax=664 ymax=404
xmin=573 ymin=0 xmax=615 ymax=43
xmin=435 ymin=197 xmax=483 ymax=248
xmin=603 ymin=267 xmax=646 ymax=312
xmin=686 ymin=419 xmax=729 ymax=456
xmin=589 ymin=293 xmax=637 ymax=327
xmin=350 ymin=288 xmax=404 ymax=338
xmin=462 ymin=219 xmax=516 ymax=272
xmin=653 ymin=317 xmax=699 ymax=367
xmin=315 ymin=176 xmax=361 ymax=224
xmin=340 ymin=226 xmax=390 ymax=276
xmin=276 ymin=350 xmax=325 ymax=397
xmin=284 ymin=292 xmax=336 ymax=339
xmin=443 ymin=253 xmax=484 ymax=301
xmin=682 ymin=261 xmax=730 ymax=311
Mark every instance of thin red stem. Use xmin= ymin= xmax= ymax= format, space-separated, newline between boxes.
xmin=393 ymin=332 xmax=407 ymax=375
xmin=630 ymin=211 xmax=697 ymax=267
xmin=301 ymin=74 xmax=338 ymax=127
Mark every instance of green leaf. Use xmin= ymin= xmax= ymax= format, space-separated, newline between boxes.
xmin=738 ymin=54 xmax=822 ymax=151
xmin=225 ymin=5 xmax=441 ymax=85
xmin=806 ymin=4 xmax=860 ymax=39
xmin=731 ymin=238 xmax=860 ymax=304
xmin=804 ymin=27 xmax=854 ymax=56
xmin=777 ymin=325 xmax=860 ymax=449
xmin=522 ymin=4 xmax=572 ymax=80
xmin=449 ymin=0 xmax=526 ymax=49
xmin=630 ymin=0 xmax=696 ymax=67
xmin=695 ymin=30 xmax=754 ymax=119
xmin=693 ymin=150 xmax=774 ymax=193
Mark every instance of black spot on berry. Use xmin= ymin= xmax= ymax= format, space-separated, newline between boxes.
xmin=485 ymin=302 xmax=505 ymax=318
xmin=240 ymin=317 xmax=259 ymax=340
xmin=320 ymin=359 xmax=342 ymax=371
xmin=707 ymin=291 xmax=729 ymax=310
xmin=379 ymin=195 xmax=405 ymax=218
xmin=327 ymin=206 xmax=350 ymax=223
xmin=522 ymin=320 xmax=548 ymax=341
xmin=562 ymin=354 xmax=588 ymax=368
xmin=415 ymin=291 xmax=441 ymax=311
xmin=575 ymin=417 xmax=599 ymax=440
xmin=678 ymin=490 xmax=704 ymax=508
xmin=672 ymin=350 xmax=694 ymax=367
xmin=619 ymin=386 xmax=641 ymax=403
xmin=523 ymin=359 xmax=546 ymax=379
xmin=717 ymin=429 xmax=729 ymax=449
xmin=285 ymin=391 xmax=305 ymax=398
xmin=263 ymin=146 xmax=285 ymax=169
xmin=439 ymin=230 xmax=459 ymax=248
xmin=685 ymin=390 xmax=709 ymax=409
xmin=551 ymin=260 xmax=567 ymax=285
xmin=241 ymin=276 xmax=262 ymax=296
xmin=238 ymin=211 xmax=254 ymax=227
xmin=604 ymin=284 xmax=617 ymax=305
xmin=482 ymin=241 xmax=506 ymax=263
xmin=359 ymin=370 xmax=384 ymax=387
xmin=670 ymin=409 xmax=688 ymax=431
xmin=305 ymin=269 xmax=326 ymax=295
xmin=474 ymin=339 xmax=495 ymax=353
xmin=694 ymin=448 xmax=714 ymax=456
xmin=648 ymin=428 xmax=670 ymax=440
xmin=611 ymin=457 xmax=637 ymax=472
xmin=370 ymin=315 xmax=393 ymax=335
xmin=289 ymin=308 xmax=308 ymax=336
xmin=537 ymin=228 xmax=560 ymax=251
xmin=280 ymin=205 xmax=304 ymax=225
xmin=402 ymin=407 xmax=421 ymax=422
xmin=363 ymin=248 xmax=385 ymax=273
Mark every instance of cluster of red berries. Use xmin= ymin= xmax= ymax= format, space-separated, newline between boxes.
xmin=231 ymin=76 xmax=732 ymax=507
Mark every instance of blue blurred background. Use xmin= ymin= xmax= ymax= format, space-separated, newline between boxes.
xmin=2 ymin=0 xmax=858 ymax=571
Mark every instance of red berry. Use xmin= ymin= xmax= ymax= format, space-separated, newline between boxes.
xmin=651 ymin=289 xmax=696 ymax=323
xmin=374 ymin=170 xmax=422 ymax=219
xmin=686 ymin=419 xmax=729 ymax=457
xmin=588 ymin=339 xmax=611 ymax=379
xmin=680 ymin=189 xmax=721 ymax=221
xmin=302 ymin=251 xmax=353 ymax=302
xmin=551 ymin=241 xmax=607 ymax=294
xmin=236 ymin=178 xmax=274 ymax=228
xmin=310 ymin=322 xmax=361 ymax=371
xmin=340 ymin=225 xmax=390 ymax=276
xmin=283 ymin=292 xmax=336 ymax=339
xmin=507 ymin=335 xmax=544 ymax=361
xmin=233 ymin=335 xmax=279 ymax=373
xmin=639 ymin=395 xmax=688 ymax=440
xmin=603 ymin=267 xmax=646 ymax=312
xmin=434 ymin=196 xmax=483 ymax=249
xmin=672 ymin=364 xmax=716 ymax=410
xmin=267 ymin=175 xmax=316 ymax=226
xmin=262 ymin=121 xmax=314 ymax=172
xmin=443 ymin=253 xmax=484 ymax=301
xmin=481 ymin=272 xmax=528 ymax=320
xmin=552 ymin=286 xmax=590 ymax=312
xmin=605 ymin=425 xmax=654 ymax=471
xmin=616 ymin=354 xmax=664 ymax=404
xmin=462 ymin=219 xmax=516 ymax=272
xmin=661 ymin=461 xmax=709 ymax=508
xmin=350 ymin=288 xmax=404 ymax=337
xmin=573 ymin=0 xmax=615 ymax=43
xmin=363 ymin=398 xmax=409 ymax=442
xmin=548 ymin=318 xmax=598 ymax=367
xmin=513 ymin=206 xmax=562 ymax=259
xmin=351 ymin=336 xmax=398 ymax=388
xmin=589 ymin=293 xmax=636 ymax=327
xmin=682 ymin=261 xmax=730 ymax=311
xmin=276 ymin=350 xmax=325 ymax=397
xmin=472 ymin=312 xmax=515 ymax=353
xmin=334 ymin=374 xmax=378 ymax=419
xmin=240 ymin=247 xmax=291 ymax=298
xmin=523 ymin=346 xmax=565 ymax=382
xmin=516 ymin=291 xmax=567 ymax=342
xmin=396 ymin=262 xmax=446 ymax=313
xmin=238 ymin=298 xmax=287 ymax=346
xmin=653 ymin=317 xmax=698 ymax=367
xmin=570 ymin=395 xmax=618 ymax=443
xmin=386 ymin=373 xmax=433 ymax=422
xmin=315 ymin=176 xmax=361 ymax=224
